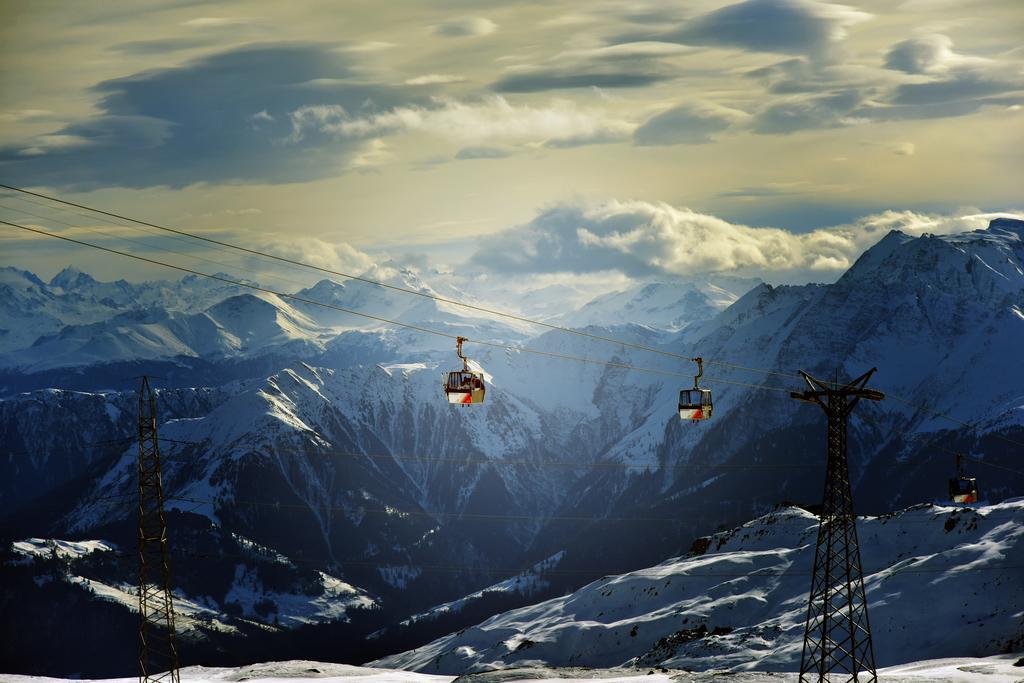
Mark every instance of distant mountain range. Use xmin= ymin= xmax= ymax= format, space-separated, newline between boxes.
xmin=1 ymin=217 xmax=1023 ymax=676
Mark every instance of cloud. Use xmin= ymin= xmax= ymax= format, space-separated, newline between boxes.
xmin=288 ymin=95 xmax=634 ymax=148
xmin=0 ymin=43 xmax=426 ymax=189
xmin=405 ymin=73 xmax=466 ymax=85
xmin=472 ymin=200 xmax=1002 ymax=278
xmin=741 ymin=56 xmax=885 ymax=94
xmin=108 ymin=37 xmax=211 ymax=55
xmin=349 ymin=138 xmax=394 ymax=172
xmin=492 ymin=42 xmax=689 ymax=93
xmin=718 ymin=180 xmax=851 ymax=198
xmin=627 ymin=0 xmax=871 ymax=61
xmin=884 ymin=34 xmax=957 ymax=74
xmin=866 ymin=36 xmax=1024 ymax=118
xmin=257 ymin=237 xmax=375 ymax=276
xmin=431 ymin=17 xmax=497 ymax=37
xmin=892 ymin=141 xmax=915 ymax=156
xmin=0 ymin=109 xmax=63 ymax=125
xmin=180 ymin=16 xmax=249 ymax=28
xmin=737 ymin=35 xmax=1024 ymax=132
xmin=335 ymin=41 xmax=396 ymax=53
xmin=455 ymin=145 xmax=515 ymax=159
xmin=751 ymin=89 xmax=864 ymax=133
xmin=887 ymin=70 xmax=1021 ymax=107
xmin=634 ymin=102 xmax=749 ymax=145
xmin=745 ymin=57 xmax=817 ymax=92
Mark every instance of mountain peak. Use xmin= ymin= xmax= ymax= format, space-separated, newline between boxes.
xmin=988 ymin=216 xmax=1024 ymax=238
xmin=48 ymin=266 xmax=96 ymax=291
xmin=0 ymin=266 xmax=46 ymax=288
xmin=358 ymin=264 xmax=432 ymax=294
xmin=841 ymin=229 xmax=939 ymax=284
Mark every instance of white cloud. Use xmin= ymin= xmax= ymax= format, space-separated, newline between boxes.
xmin=0 ymin=109 xmax=60 ymax=124
xmin=474 ymin=200 xmax=1017 ymax=277
xmin=883 ymin=33 xmax=1009 ymax=77
xmin=350 ymin=138 xmax=394 ymax=172
xmin=336 ymin=41 xmax=396 ymax=53
xmin=16 ymin=133 xmax=94 ymax=156
xmin=259 ymin=237 xmax=375 ymax=276
xmin=288 ymin=96 xmax=634 ymax=148
xmin=634 ymin=102 xmax=750 ymax=145
xmin=404 ymin=74 xmax=466 ymax=86
xmin=431 ymin=17 xmax=497 ymax=37
xmin=180 ymin=17 xmax=248 ymax=28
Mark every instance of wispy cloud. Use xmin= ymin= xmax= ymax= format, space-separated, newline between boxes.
xmin=634 ymin=102 xmax=749 ymax=145
xmin=289 ymin=96 xmax=634 ymax=148
xmin=431 ymin=17 xmax=497 ymax=37
xmin=492 ymin=42 xmax=689 ymax=93
xmin=454 ymin=145 xmax=515 ymax=160
xmin=180 ymin=16 xmax=250 ymax=28
xmin=405 ymin=73 xmax=466 ymax=86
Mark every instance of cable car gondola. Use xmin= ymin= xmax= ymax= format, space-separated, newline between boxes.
xmin=679 ymin=356 xmax=712 ymax=421
xmin=948 ymin=453 xmax=978 ymax=504
xmin=444 ymin=336 xmax=486 ymax=405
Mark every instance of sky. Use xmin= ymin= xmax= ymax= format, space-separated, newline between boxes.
xmin=0 ymin=0 xmax=1022 ymax=292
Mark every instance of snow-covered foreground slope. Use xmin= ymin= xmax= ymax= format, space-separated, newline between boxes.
xmin=375 ymin=499 xmax=1024 ymax=674
xmin=2 ymin=655 xmax=1024 ymax=682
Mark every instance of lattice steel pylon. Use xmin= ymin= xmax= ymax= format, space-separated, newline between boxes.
xmin=791 ymin=368 xmax=884 ymax=683
xmin=138 ymin=376 xmax=180 ymax=683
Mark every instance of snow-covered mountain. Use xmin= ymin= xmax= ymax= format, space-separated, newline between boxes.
xmin=570 ymin=217 xmax=1024 ymax=529
xmin=0 ymin=265 xmax=539 ymax=372
xmin=2 ymin=217 xmax=1023 ymax=677
xmin=554 ymin=276 xmax=759 ymax=331
xmin=0 ymin=386 xmax=231 ymax=511
xmin=4 ymin=293 xmax=330 ymax=371
xmin=0 ymin=265 xmax=254 ymax=358
xmin=375 ymin=498 xmax=1024 ymax=674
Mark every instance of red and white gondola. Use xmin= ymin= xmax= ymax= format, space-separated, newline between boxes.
xmin=443 ymin=336 xmax=486 ymax=405
xmin=679 ymin=356 xmax=713 ymax=420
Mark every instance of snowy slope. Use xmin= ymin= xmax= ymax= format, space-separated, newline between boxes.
xmin=686 ymin=218 xmax=1024 ymax=434
xmin=0 ymin=266 xmax=255 ymax=356
xmin=374 ymin=499 xmax=1024 ymax=674
xmin=0 ymin=267 xmax=66 ymax=352
xmin=0 ymin=386 xmax=229 ymax=510
xmin=3 ymin=656 xmax=1024 ymax=683
xmin=64 ymin=359 xmax=597 ymax=550
xmin=10 ymin=534 xmax=376 ymax=631
xmin=556 ymin=277 xmax=759 ymax=331
xmin=3 ymin=218 xmax=1024 ymax=675
xmin=3 ymin=292 xmax=333 ymax=371
xmin=397 ymin=552 xmax=566 ymax=628
xmin=584 ymin=218 xmax=1024 ymax=522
